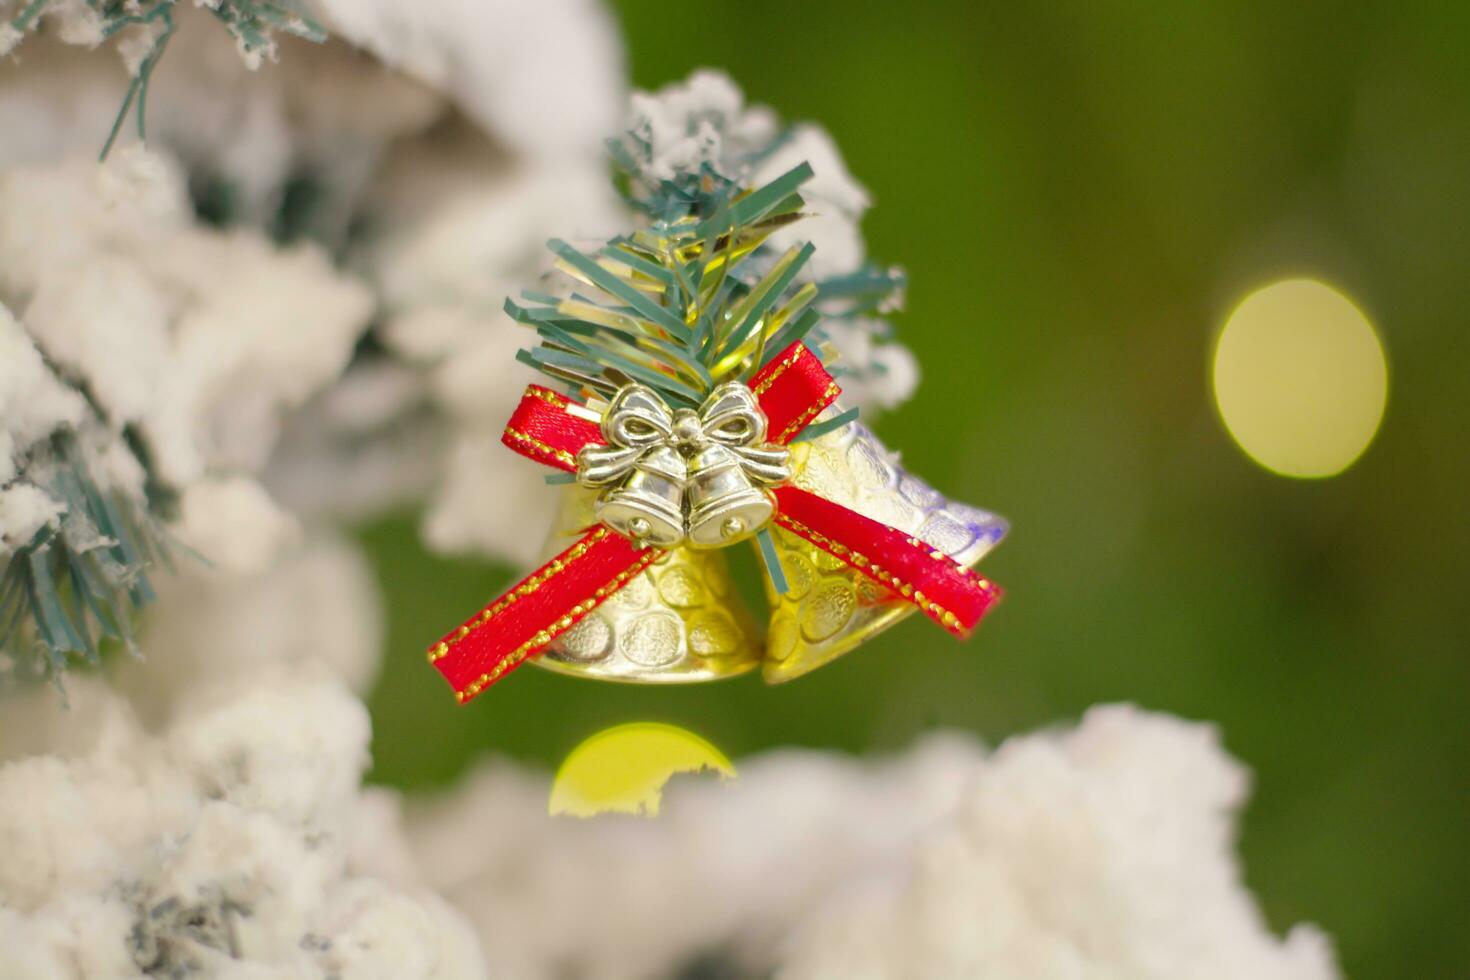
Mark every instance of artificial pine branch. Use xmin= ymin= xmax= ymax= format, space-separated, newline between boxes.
xmin=0 ymin=0 xmax=326 ymax=159
xmin=0 ymin=431 xmax=172 ymax=686
xmin=0 ymin=0 xmax=326 ymax=685
xmin=607 ymin=104 xmax=908 ymax=374
xmin=508 ymin=164 xmax=830 ymax=409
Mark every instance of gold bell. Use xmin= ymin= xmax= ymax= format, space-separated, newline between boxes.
xmin=761 ymin=410 xmax=1006 ymax=682
xmin=534 ymin=487 xmax=763 ymax=682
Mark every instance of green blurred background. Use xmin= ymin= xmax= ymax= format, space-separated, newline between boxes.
xmin=361 ymin=5 xmax=1470 ymax=978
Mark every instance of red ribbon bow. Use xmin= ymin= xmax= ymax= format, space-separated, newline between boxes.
xmin=429 ymin=342 xmax=1001 ymax=702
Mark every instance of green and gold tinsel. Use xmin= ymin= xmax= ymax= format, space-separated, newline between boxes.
xmin=509 ymin=163 xmax=832 ymax=409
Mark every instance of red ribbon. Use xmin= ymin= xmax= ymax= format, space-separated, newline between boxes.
xmin=428 ymin=528 xmax=658 ymax=702
xmin=430 ymin=341 xmax=1000 ymax=701
xmin=771 ymin=487 xmax=1000 ymax=637
xmin=501 ymin=386 xmax=602 ymax=472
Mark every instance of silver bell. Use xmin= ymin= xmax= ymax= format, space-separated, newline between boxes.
xmin=593 ymin=444 xmax=687 ymax=547
xmin=683 ymin=442 xmax=776 ymax=548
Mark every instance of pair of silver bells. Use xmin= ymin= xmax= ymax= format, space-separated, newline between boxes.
xmin=575 ymin=382 xmax=792 ymax=549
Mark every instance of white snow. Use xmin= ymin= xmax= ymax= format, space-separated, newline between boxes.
xmin=0 ymin=149 xmax=372 ymax=571
xmin=314 ymin=0 xmax=624 ymax=160
xmin=0 ymin=303 xmax=89 ymax=486
xmin=0 ymin=482 xmax=65 ymax=555
xmin=402 ymin=707 xmax=1341 ymax=980
xmin=0 ymin=673 xmax=484 ymax=978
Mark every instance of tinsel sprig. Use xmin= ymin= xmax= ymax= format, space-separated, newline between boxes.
xmin=605 ymin=98 xmax=908 ymax=381
xmin=508 ymin=163 xmax=827 ymax=408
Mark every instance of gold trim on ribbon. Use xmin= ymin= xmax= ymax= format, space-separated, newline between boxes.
xmin=503 ymin=425 xmax=578 ymax=468
xmin=777 ymin=381 xmax=842 ymax=443
xmin=771 ymin=512 xmax=990 ymax=635
xmin=525 ymin=386 xmax=569 ymax=408
xmin=750 ymin=345 xmax=808 ymax=397
xmin=429 ymin=527 xmax=611 ymax=664
xmin=452 ymin=549 xmax=659 ymax=702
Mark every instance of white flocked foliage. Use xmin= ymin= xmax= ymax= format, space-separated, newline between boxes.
xmin=0 ymin=145 xmax=371 ymax=575
xmin=0 ymin=673 xmax=486 ymax=978
xmin=0 ymin=636 xmax=1341 ymax=979
xmin=402 ymin=707 xmax=1339 ymax=980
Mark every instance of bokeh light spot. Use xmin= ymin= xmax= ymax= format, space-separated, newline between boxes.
xmin=1212 ymin=278 xmax=1387 ymax=478
xmin=549 ymin=722 xmax=734 ymax=818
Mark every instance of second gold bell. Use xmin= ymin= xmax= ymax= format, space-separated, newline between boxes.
xmin=761 ymin=412 xmax=1007 ymax=684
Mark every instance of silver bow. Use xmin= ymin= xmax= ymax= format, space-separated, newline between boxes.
xmin=576 ymin=385 xmax=678 ymax=488
xmin=576 ymin=382 xmax=791 ymax=546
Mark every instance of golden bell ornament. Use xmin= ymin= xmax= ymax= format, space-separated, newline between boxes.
xmin=532 ymin=487 xmax=763 ymax=682
xmin=761 ymin=410 xmax=1007 ymax=683
xmin=427 ymin=159 xmax=1008 ymax=705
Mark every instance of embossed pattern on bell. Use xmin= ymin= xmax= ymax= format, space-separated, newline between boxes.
xmin=534 ymin=487 xmax=762 ymax=683
xmin=687 ymin=611 xmax=744 ymax=657
xmin=622 ymin=613 xmax=683 ymax=667
xmin=762 ymin=407 xmax=1006 ymax=682
xmin=656 ymin=563 xmax=705 ymax=607
xmin=802 ymin=582 xmax=857 ymax=642
xmin=556 ymin=615 xmax=613 ymax=662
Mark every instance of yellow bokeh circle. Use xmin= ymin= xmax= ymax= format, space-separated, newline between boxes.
xmin=1212 ymin=278 xmax=1387 ymax=478
xmin=549 ymin=722 xmax=735 ymax=818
